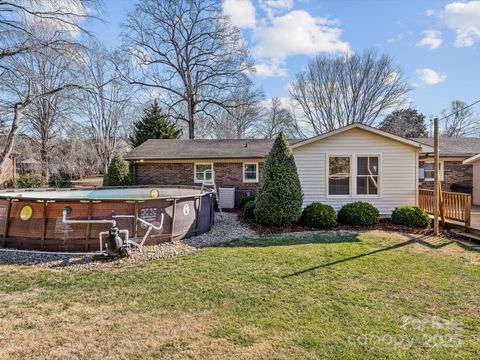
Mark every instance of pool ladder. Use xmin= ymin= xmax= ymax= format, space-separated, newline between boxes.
xmin=200 ymin=169 xmax=224 ymax=220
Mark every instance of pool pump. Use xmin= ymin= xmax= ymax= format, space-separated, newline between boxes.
xmin=106 ymin=225 xmax=131 ymax=257
xmin=62 ymin=209 xmax=131 ymax=257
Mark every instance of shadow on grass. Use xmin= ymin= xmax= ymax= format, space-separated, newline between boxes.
xmin=405 ymin=234 xmax=453 ymax=249
xmin=282 ymin=239 xmax=415 ymax=278
xmin=222 ymin=232 xmax=361 ymax=248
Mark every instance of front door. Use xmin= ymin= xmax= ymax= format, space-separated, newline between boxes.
xmin=473 ymin=162 xmax=480 ymax=205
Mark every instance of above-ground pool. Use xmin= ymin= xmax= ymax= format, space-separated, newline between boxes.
xmin=0 ymin=186 xmax=214 ymax=252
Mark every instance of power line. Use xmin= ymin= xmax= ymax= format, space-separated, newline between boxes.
xmin=437 ymin=98 xmax=480 ymax=122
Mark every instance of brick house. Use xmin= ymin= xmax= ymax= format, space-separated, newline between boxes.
xmin=125 ymin=139 xmax=301 ymax=205
xmin=125 ymin=132 xmax=480 ymax=208
xmin=126 ymin=124 xmax=435 ymax=214
xmin=413 ymin=137 xmax=480 ymax=198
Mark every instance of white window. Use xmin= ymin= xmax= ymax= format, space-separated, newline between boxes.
xmin=357 ymin=156 xmax=379 ymax=195
xmin=423 ymin=161 xmax=444 ymax=181
xmin=194 ymin=163 xmax=213 ymax=183
xmin=328 ymin=156 xmax=351 ymax=196
xmin=243 ymin=162 xmax=258 ymax=183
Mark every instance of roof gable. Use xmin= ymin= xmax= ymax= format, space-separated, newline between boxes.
xmin=291 ymin=123 xmax=430 ymax=151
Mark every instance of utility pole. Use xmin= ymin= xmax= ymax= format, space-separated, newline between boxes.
xmin=433 ymin=117 xmax=440 ymax=236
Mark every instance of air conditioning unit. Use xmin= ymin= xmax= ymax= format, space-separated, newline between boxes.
xmin=218 ymin=187 xmax=235 ymax=209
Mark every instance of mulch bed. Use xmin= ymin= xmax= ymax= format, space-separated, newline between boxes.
xmin=240 ymin=212 xmax=460 ymax=239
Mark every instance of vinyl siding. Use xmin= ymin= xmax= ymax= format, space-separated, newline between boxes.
xmin=293 ymin=128 xmax=418 ymax=215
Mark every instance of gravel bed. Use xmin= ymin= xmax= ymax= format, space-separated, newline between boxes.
xmin=184 ymin=212 xmax=256 ymax=248
xmin=0 ymin=212 xmax=255 ymax=269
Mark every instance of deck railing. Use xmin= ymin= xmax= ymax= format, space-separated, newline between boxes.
xmin=418 ymin=189 xmax=471 ymax=227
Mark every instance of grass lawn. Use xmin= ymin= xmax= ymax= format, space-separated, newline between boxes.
xmin=0 ymin=231 xmax=479 ymax=359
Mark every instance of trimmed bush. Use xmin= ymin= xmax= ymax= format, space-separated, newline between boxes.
xmin=301 ymin=202 xmax=337 ymax=229
xmin=391 ymin=206 xmax=431 ymax=228
xmin=254 ymin=133 xmax=303 ymax=226
xmin=239 ymin=195 xmax=255 ymax=210
xmin=244 ymin=200 xmax=256 ymax=219
xmin=103 ymin=155 xmax=132 ymax=186
xmin=48 ymin=169 xmax=73 ymax=188
xmin=15 ymin=173 xmax=44 ymax=188
xmin=338 ymin=201 xmax=380 ymax=226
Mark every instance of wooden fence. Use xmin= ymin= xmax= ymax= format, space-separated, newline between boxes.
xmin=418 ymin=189 xmax=471 ymax=227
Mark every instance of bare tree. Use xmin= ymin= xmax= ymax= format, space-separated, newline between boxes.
xmin=0 ymin=0 xmax=100 ymax=178
xmin=121 ymin=0 xmax=253 ymax=139
xmin=79 ymin=44 xmax=137 ymax=173
xmin=290 ymin=50 xmax=411 ymax=134
xmin=0 ymin=1 xmax=98 ymax=65
xmin=5 ymin=43 xmax=78 ymax=182
xmin=260 ymin=98 xmax=303 ymax=139
xmin=442 ymin=100 xmax=479 ymax=137
xmin=209 ymin=82 xmax=264 ymax=139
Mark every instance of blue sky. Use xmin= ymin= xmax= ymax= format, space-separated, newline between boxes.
xmin=96 ymin=0 xmax=480 ymax=119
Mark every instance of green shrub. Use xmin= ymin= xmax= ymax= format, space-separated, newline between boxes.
xmin=239 ymin=195 xmax=255 ymax=210
xmin=103 ymin=155 xmax=132 ymax=186
xmin=254 ymin=133 xmax=303 ymax=226
xmin=244 ymin=200 xmax=256 ymax=219
xmin=391 ymin=206 xmax=431 ymax=228
xmin=15 ymin=173 xmax=44 ymax=188
xmin=48 ymin=169 xmax=72 ymax=188
xmin=338 ymin=201 xmax=380 ymax=226
xmin=301 ymin=202 xmax=337 ymax=229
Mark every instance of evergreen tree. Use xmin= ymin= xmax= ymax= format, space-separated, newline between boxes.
xmin=130 ymin=101 xmax=182 ymax=147
xmin=103 ymin=155 xmax=132 ymax=186
xmin=254 ymin=133 xmax=303 ymax=226
xmin=378 ymin=108 xmax=428 ymax=138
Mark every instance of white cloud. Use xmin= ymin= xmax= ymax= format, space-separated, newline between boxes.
xmin=425 ymin=9 xmax=435 ymax=16
xmin=260 ymin=0 xmax=294 ymax=18
xmin=417 ymin=29 xmax=443 ymax=49
xmin=416 ymin=68 xmax=447 ymax=85
xmin=255 ymin=62 xmax=288 ymax=77
xmin=441 ymin=1 xmax=480 ymax=47
xmin=223 ymin=0 xmax=256 ymax=29
xmin=253 ymin=10 xmax=350 ymax=61
xmin=262 ymin=0 xmax=294 ymax=10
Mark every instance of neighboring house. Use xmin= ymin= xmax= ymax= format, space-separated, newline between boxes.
xmin=412 ymin=137 xmax=480 ymax=201
xmin=463 ymin=154 xmax=480 ymax=205
xmin=126 ymin=124 xmax=431 ymax=215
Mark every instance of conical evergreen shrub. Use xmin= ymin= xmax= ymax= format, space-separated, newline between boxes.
xmin=130 ymin=101 xmax=182 ymax=147
xmin=103 ymin=155 xmax=132 ymax=186
xmin=254 ymin=133 xmax=303 ymax=226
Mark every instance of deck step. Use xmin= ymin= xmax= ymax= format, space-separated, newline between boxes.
xmin=451 ymin=230 xmax=480 ymax=248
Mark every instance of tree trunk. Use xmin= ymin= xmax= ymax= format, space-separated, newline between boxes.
xmin=0 ymin=103 xmax=23 ymax=177
xmin=40 ymin=146 xmax=49 ymax=185
xmin=188 ymin=101 xmax=195 ymax=139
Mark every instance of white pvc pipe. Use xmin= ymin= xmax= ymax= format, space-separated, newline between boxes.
xmin=112 ymin=214 xmax=164 ymax=230
xmin=62 ymin=209 xmax=117 ymax=227
xmin=112 ymin=214 xmax=164 ymax=247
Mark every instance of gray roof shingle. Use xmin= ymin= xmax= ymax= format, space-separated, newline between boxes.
xmin=125 ymin=139 xmax=302 ymax=160
xmin=412 ymin=137 xmax=480 ymax=156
